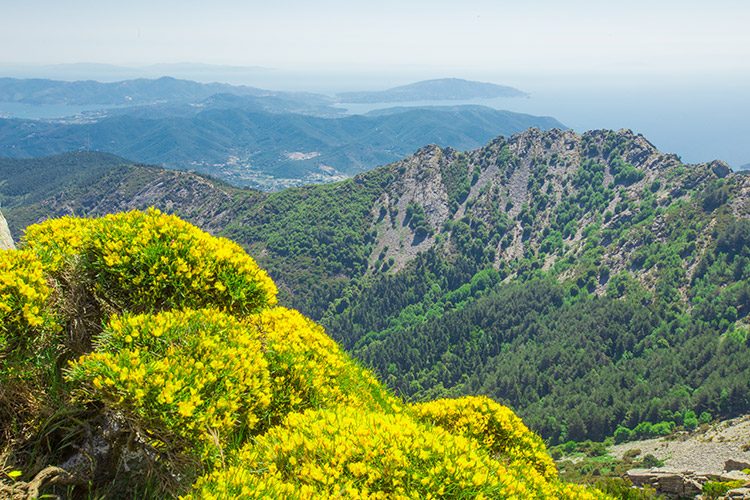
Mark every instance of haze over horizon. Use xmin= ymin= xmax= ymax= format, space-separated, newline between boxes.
xmin=3 ymin=0 xmax=748 ymax=79
xmin=1 ymin=0 xmax=749 ymax=167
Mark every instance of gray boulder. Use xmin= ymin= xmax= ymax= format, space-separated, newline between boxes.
xmin=726 ymin=460 xmax=750 ymax=472
xmin=724 ymin=487 xmax=750 ymax=499
xmin=0 ymin=209 xmax=14 ymax=250
xmin=627 ymin=468 xmax=703 ymax=497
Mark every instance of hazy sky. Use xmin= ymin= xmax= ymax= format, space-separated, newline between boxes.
xmin=2 ymin=0 xmax=749 ymax=166
xmin=3 ymin=0 xmax=749 ymax=82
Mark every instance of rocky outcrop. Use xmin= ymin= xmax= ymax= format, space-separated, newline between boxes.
xmin=725 ymin=487 xmax=750 ymax=499
xmin=627 ymin=468 xmax=750 ymax=498
xmin=627 ymin=469 xmax=704 ymax=497
xmin=0 ymin=209 xmax=14 ymax=250
xmin=710 ymin=160 xmax=732 ymax=178
xmin=726 ymin=459 xmax=750 ymax=472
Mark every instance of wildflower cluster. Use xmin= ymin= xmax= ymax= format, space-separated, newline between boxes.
xmin=68 ymin=308 xmax=272 ymax=454
xmin=184 ymin=406 xmax=610 ymax=500
xmin=22 ymin=216 xmax=87 ymax=271
xmin=0 ymin=248 xmax=55 ymax=360
xmin=413 ymin=396 xmax=557 ymax=479
xmin=24 ymin=207 xmax=278 ymax=315
xmin=68 ymin=306 xmax=397 ymax=457
xmin=254 ymin=307 xmax=402 ymax=421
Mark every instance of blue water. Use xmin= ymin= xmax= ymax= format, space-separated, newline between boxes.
xmin=0 ymin=102 xmax=115 ymax=119
xmin=336 ymin=85 xmax=750 ymax=169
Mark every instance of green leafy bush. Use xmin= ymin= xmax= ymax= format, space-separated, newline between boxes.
xmin=703 ymin=480 xmax=743 ymax=500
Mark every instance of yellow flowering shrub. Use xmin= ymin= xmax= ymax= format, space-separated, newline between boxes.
xmin=23 ymin=208 xmax=278 ymax=316
xmin=67 ymin=308 xmax=272 ymax=456
xmin=183 ymin=406 xmax=611 ymax=500
xmin=413 ymin=396 xmax=557 ymax=479
xmin=0 ymin=248 xmax=64 ymax=482
xmin=253 ymin=307 xmax=403 ymax=423
xmin=22 ymin=215 xmax=88 ymax=271
xmin=0 ymin=248 xmax=56 ymax=360
xmin=68 ymin=307 xmax=399 ymax=455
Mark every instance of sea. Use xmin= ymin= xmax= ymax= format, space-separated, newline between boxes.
xmin=333 ymin=85 xmax=750 ymax=169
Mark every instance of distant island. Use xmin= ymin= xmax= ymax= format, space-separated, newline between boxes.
xmin=336 ymin=78 xmax=527 ymax=103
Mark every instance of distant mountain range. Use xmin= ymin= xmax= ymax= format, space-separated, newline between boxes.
xmin=336 ymin=78 xmax=527 ymax=103
xmin=0 ymin=76 xmax=532 ymax=120
xmin=0 ymin=62 xmax=276 ymax=86
xmin=0 ymin=76 xmax=525 ymax=108
xmin=0 ymin=103 xmax=564 ymax=189
xmin=0 ymin=76 xmax=561 ymax=189
xmin=0 ymin=76 xmax=257 ymax=105
xmin=0 ymin=76 xmax=335 ymax=113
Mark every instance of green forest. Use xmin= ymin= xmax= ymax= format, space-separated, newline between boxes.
xmin=319 ymin=161 xmax=750 ymax=443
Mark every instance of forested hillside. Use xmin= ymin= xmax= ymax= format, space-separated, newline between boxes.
xmin=0 ymin=151 xmax=253 ymax=236
xmin=0 ymin=151 xmax=136 ymax=208
xmin=4 ymin=128 xmax=749 ymax=444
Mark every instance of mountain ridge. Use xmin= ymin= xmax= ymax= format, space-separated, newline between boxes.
xmin=3 ymin=128 xmax=737 ymax=306
xmin=0 ymin=75 xmax=305 ymax=105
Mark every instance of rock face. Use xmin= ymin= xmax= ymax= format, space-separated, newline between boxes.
xmin=725 ymin=487 xmax=750 ymax=499
xmin=0 ymin=209 xmax=14 ymax=250
xmin=726 ymin=459 xmax=750 ymax=472
xmin=627 ymin=469 xmax=704 ymax=497
xmin=627 ymin=468 xmax=750 ymax=498
xmin=710 ymin=160 xmax=732 ymax=178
